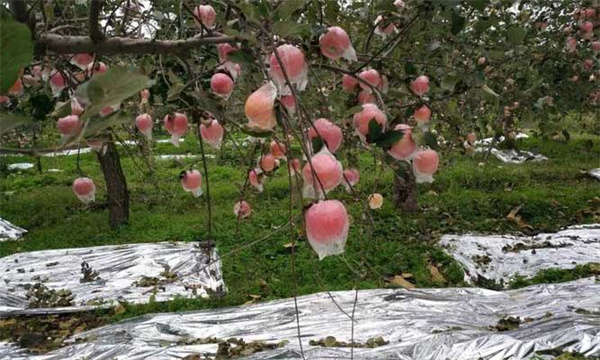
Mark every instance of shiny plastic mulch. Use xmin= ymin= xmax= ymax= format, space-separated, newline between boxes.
xmin=0 ymin=217 xmax=27 ymax=242
xmin=1 ymin=278 xmax=598 ymax=359
xmin=440 ymin=224 xmax=600 ymax=286
xmin=0 ymin=242 xmax=226 ymax=316
xmin=475 ymin=135 xmax=548 ymax=164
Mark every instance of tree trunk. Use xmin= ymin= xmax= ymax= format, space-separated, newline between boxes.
xmin=393 ymin=165 xmax=418 ymax=213
xmin=31 ymin=126 xmax=43 ymax=173
xmin=97 ymin=141 xmax=129 ymax=229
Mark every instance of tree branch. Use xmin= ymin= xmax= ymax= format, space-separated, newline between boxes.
xmin=89 ymin=0 xmax=105 ymax=42
xmin=35 ymin=33 xmax=239 ymax=55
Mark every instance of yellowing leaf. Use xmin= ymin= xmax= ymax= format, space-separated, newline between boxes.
xmin=506 ymin=205 xmax=533 ymax=230
xmin=428 ymin=263 xmax=446 ymax=284
xmin=388 ymin=276 xmax=415 ymax=289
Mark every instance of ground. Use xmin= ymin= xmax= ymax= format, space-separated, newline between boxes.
xmin=0 ymin=132 xmax=599 ymax=352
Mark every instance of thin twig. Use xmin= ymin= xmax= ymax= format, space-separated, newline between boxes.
xmin=350 ymin=288 xmax=359 ymax=360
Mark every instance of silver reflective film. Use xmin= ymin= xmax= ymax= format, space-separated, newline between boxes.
xmin=0 ymin=242 xmax=226 ymax=316
xmin=0 ymin=218 xmax=27 ymax=242
xmin=440 ymin=224 xmax=600 ymax=286
xmin=2 ymin=279 xmax=598 ymax=359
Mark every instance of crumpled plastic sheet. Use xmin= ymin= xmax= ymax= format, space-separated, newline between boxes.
xmin=440 ymin=224 xmax=600 ymax=286
xmin=475 ymin=148 xmax=548 ymax=164
xmin=0 ymin=242 xmax=226 ymax=316
xmin=155 ymin=154 xmax=215 ymax=161
xmin=1 ymin=141 xmax=141 ymax=159
xmin=156 ymin=138 xmax=185 ymax=144
xmin=476 ymin=134 xmax=529 ymax=146
xmin=40 ymin=148 xmax=93 ymax=157
xmin=590 ymin=168 xmax=600 ymax=180
xmin=0 ymin=218 xmax=27 ymax=242
xmin=6 ymin=163 xmax=34 ymax=171
xmin=474 ymin=135 xmax=548 ymax=164
xmin=1 ymin=278 xmax=598 ymax=360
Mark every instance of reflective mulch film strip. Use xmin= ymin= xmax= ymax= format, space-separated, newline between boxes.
xmin=474 ymin=135 xmax=548 ymax=164
xmin=0 ymin=242 xmax=226 ymax=316
xmin=475 ymin=147 xmax=548 ymax=163
xmin=6 ymin=163 xmax=34 ymax=171
xmin=0 ymin=217 xmax=27 ymax=242
xmin=1 ymin=279 xmax=598 ymax=359
xmin=440 ymin=224 xmax=600 ymax=286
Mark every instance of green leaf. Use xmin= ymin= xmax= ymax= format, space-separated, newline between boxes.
xmin=474 ymin=71 xmax=486 ymax=85
xmin=237 ymin=2 xmax=259 ymax=24
xmin=191 ymin=91 xmax=224 ymax=119
xmin=50 ymin=101 xmax=71 ymax=119
xmin=222 ymin=27 xmax=241 ymax=36
xmin=473 ymin=19 xmax=492 ymax=34
xmin=227 ymin=50 xmax=255 ymax=66
xmin=75 ymin=67 xmax=152 ymax=121
xmin=311 ymin=136 xmax=324 ymax=153
xmin=241 ymin=124 xmax=273 ymax=138
xmin=470 ymin=0 xmax=489 ymax=11
xmin=481 ymin=84 xmax=499 ymax=102
xmin=0 ymin=16 xmax=34 ymax=93
xmin=375 ymin=0 xmax=396 ymax=12
xmin=84 ymin=112 xmax=131 ymax=137
xmin=374 ymin=129 xmax=404 ymax=148
xmin=366 ymin=119 xmax=383 ymax=143
xmin=404 ymin=62 xmax=417 ymax=75
xmin=0 ymin=111 xmax=32 ymax=135
xmin=167 ymin=82 xmax=185 ymax=101
xmin=507 ymin=27 xmax=527 ymax=44
xmin=344 ymin=106 xmax=363 ymax=117
xmin=273 ymin=21 xmax=311 ymax=39
xmin=256 ymin=1 xmax=271 ymax=18
xmin=222 ymin=27 xmax=257 ymax=44
xmin=481 ymin=84 xmax=499 ymax=98
xmin=275 ymin=0 xmax=305 ymax=20
xmin=450 ymin=9 xmax=465 ymax=35
xmin=44 ymin=3 xmax=55 ymax=23
xmin=488 ymin=50 xmax=505 ymax=61
xmin=422 ymin=132 xmax=439 ymax=150
xmin=441 ymin=74 xmax=459 ymax=91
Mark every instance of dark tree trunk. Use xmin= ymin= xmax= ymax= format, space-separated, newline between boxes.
xmin=35 ymin=157 xmax=42 ymax=173
xmin=97 ymin=141 xmax=129 ymax=229
xmin=393 ymin=165 xmax=418 ymax=213
xmin=32 ymin=127 xmax=42 ymax=173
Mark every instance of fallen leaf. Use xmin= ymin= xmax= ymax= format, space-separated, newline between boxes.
xmin=387 ymin=276 xmax=415 ymax=289
xmin=0 ymin=318 xmax=16 ymax=327
xmin=243 ymin=294 xmax=261 ymax=306
xmin=258 ymin=279 xmax=269 ymax=292
xmin=113 ymin=303 xmax=126 ymax=315
xmin=428 ymin=263 xmax=446 ymax=284
xmin=507 ymin=205 xmax=533 ymax=230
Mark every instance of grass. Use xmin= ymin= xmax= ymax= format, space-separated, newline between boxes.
xmin=509 ymin=263 xmax=600 ymax=289
xmin=0 ymin=133 xmax=599 ymax=327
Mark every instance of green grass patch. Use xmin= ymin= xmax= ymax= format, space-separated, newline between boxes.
xmin=0 ymin=135 xmax=599 ymax=323
xmin=509 ymin=263 xmax=600 ymax=289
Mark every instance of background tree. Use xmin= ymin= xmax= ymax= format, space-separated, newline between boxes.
xmin=1 ymin=0 xmax=597 ymax=233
